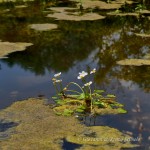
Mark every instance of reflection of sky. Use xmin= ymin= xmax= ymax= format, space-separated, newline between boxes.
xmin=94 ymin=78 xmax=150 ymax=147
xmin=0 ymin=62 xmax=52 ymax=109
xmin=0 ymin=49 xmax=98 ymax=109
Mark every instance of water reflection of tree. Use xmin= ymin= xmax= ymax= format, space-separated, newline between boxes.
xmin=1 ymin=4 xmax=150 ymax=91
xmin=1 ymin=17 xmax=125 ymax=74
xmin=94 ymin=17 xmax=150 ymax=92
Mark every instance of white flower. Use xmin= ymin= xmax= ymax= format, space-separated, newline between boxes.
xmin=75 ymin=115 xmax=79 ymax=118
xmin=77 ymin=71 xmax=88 ymax=79
xmin=90 ymin=68 xmax=96 ymax=74
xmin=54 ymin=72 xmax=61 ymax=77
xmin=55 ymin=79 xmax=62 ymax=83
xmin=84 ymin=81 xmax=92 ymax=86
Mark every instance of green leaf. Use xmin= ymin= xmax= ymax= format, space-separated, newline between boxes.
xmin=106 ymin=94 xmax=116 ymax=98
xmin=52 ymin=96 xmax=58 ymax=99
xmin=56 ymin=100 xmax=64 ymax=105
xmin=92 ymin=93 xmax=103 ymax=97
xmin=114 ymin=103 xmax=124 ymax=107
xmin=78 ymin=93 xmax=85 ymax=99
xmin=93 ymin=101 xmax=102 ymax=105
xmin=77 ymin=105 xmax=86 ymax=109
xmin=63 ymin=109 xmax=74 ymax=116
xmin=76 ymin=108 xmax=84 ymax=113
xmin=93 ymin=101 xmax=106 ymax=108
xmin=109 ymin=102 xmax=124 ymax=108
xmin=94 ymin=90 xmax=105 ymax=94
xmin=117 ymin=108 xmax=127 ymax=114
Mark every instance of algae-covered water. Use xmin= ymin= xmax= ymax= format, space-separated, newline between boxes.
xmin=0 ymin=0 xmax=150 ymax=149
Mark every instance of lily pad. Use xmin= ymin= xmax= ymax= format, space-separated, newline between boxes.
xmin=0 ymin=41 xmax=33 ymax=58
xmin=117 ymin=59 xmax=150 ymax=66
xmin=29 ymin=23 xmax=58 ymax=31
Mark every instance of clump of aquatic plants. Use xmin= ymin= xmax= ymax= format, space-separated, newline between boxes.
xmin=135 ymin=4 xmax=146 ymax=12
xmin=51 ymin=69 xmax=127 ymax=116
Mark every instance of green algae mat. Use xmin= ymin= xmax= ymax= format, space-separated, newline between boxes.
xmin=0 ymin=98 xmax=138 ymax=150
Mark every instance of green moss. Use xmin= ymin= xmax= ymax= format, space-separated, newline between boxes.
xmin=67 ymin=126 xmax=138 ymax=150
xmin=0 ymin=98 xmax=84 ymax=149
xmin=0 ymin=98 xmax=137 ymax=149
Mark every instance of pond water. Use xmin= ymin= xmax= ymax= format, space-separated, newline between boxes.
xmin=0 ymin=1 xmax=150 ymax=149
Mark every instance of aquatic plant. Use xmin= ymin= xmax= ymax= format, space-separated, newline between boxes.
xmin=51 ymin=69 xmax=127 ymax=116
xmin=135 ymin=4 xmax=146 ymax=12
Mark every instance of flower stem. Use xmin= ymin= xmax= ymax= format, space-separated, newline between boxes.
xmin=66 ymin=82 xmax=85 ymax=97
xmin=66 ymin=90 xmax=82 ymax=95
xmin=88 ymin=86 xmax=92 ymax=112
xmin=53 ymin=83 xmax=59 ymax=96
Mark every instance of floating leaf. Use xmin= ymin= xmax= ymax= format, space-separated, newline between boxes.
xmin=63 ymin=109 xmax=74 ymax=116
xmin=77 ymin=105 xmax=86 ymax=109
xmin=78 ymin=93 xmax=85 ymax=99
xmin=52 ymin=96 xmax=58 ymax=99
xmin=117 ymin=108 xmax=127 ymax=114
xmin=106 ymin=94 xmax=116 ymax=98
xmin=92 ymin=93 xmax=103 ymax=97
xmin=114 ymin=103 xmax=124 ymax=107
xmin=93 ymin=101 xmax=106 ymax=108
xmin=94 ymin=90 xmax=105 ymax=94
xmin=110 ymin=102 xmax=124 ymax=108
xmin=56 ymin=100 xmax=64 ymax=105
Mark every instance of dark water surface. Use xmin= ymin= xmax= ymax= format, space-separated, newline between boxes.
xmin=0 ymin=1 xmax=150 ymax=149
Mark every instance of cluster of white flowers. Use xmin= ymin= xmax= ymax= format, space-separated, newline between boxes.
xmin=54 ymin=72 xmax=61 ymax=77
xmin=90 ymin=68 xmax=96 ymax=74
xmin=77 ymin=71 xmax=88 ymax=79
xmin=55 ymin=79 xmax=62 ymax=83
xmin=53 ymin=72 xmax=62 ymax=83
xmin=53 ymin=68 xmax=96 ymax=86
xmin=77 ymin=68 xmax=96 ymax=80
xmin=77 ymin=68 xmax=96 ymax=87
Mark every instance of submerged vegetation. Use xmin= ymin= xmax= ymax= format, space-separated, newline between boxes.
xmin=51 ymin=69 xmax=127 ymax=117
